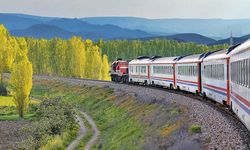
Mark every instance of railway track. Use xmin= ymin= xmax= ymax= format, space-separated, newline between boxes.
xmin=62 ymin=77 xmax=246 ymax=129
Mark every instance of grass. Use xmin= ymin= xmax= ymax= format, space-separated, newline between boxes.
xmin=0 ymin=96 xmax=40 ymax=106
xmin=40 ymin=127 xmax=79 ymax=150
xmin=0 ymin=96 xmax=14 ymax=106
xmin=30 ymin=79 xmax=187 ymax=149
xmin=31 ymin=80 xmax=145 ymax=150
xmin=0 ymin=96 xmax=40 ymax=120
xmin=189 ymin=125 xmax=201 ymax=133
xmin=0 ymin=113 xmax=35 ymax=121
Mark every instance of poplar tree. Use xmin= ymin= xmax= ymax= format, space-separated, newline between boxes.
xmin=11 ymin=38 xmax=33 ymax=118
xmin=102 ymin=54 xmax=111 ymax=80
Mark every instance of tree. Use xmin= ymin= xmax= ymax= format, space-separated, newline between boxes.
xmin=11 ymin=38 xmax=33 ymax=118
xmin=102 ymin=54 xmax=110 ymax=80
xmin=0 ymin=24 xmax=16 ymax=80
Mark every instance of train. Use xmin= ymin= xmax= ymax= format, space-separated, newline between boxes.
xmin=110 ymin=40 xmax=250 ymax=131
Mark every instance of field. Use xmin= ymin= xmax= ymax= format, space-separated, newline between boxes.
xmin=0 ymin=96 xmax=40 ymax=120
xmin=0 ymin=96 xmax=40 ymax=106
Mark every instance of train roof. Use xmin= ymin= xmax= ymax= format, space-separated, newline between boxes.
xmin=203 ymin=49 xmax=229 ymax=61
xmin=150 ymin=56 xmax=178 ymax=64
xmin=176 ymin=53 xmax=205 ymax=63
xmin=129 ymin=58 xmax=152 ymax=65
xmin=228 ymin=39 xmax=250 ymax=56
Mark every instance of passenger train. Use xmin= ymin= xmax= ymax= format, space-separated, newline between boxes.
xmin=111 ymin=40 xmax=250 ymax=131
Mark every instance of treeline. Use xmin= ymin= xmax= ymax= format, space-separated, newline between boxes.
xmin=26 ymin=37 xmax=110 ymax=80
xmin=0 ymin=24 xmax=110 ymax=81
xmin=98 ymin=39 xmax=229 ymax=62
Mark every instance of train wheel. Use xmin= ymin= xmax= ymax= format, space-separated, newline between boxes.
xmin=170 ymin=84 xmax=173 ymax=90
xmin=177 ymin=86 xmax=180 ymax=91
xmin=203 ymin=92 xmax=207 ymax=100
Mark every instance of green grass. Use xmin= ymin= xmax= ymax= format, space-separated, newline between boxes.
xmin=31 ymin=79 xmax=186 ymax=149
xmin=31 ymin=80 xmax=145 ymax=150
xmin=0 ymin=113 xmax=35 ymax=121
xmin=0 ymin=96 xmax=40 ymax=121
xmin=40 ymin=127 xmax=79 ymax=150
xmin=189 ymin=125 xmax=201 ymax=133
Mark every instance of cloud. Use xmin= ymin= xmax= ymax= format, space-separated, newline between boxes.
xmin=0 ymin=0 xmax=249 ymax=19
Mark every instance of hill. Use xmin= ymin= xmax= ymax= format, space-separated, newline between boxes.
xmin=138 ymin=33 xmax=216 ymax=45
xmin=10 ymin=23 xmax=152 ymax=40
xmin=82 ymin=17 xmax=250 ymax=38
xmin=10 ymin=24 xmax=74 ymax=39
xmin=210 ymin=34 xmax=250 ymax=45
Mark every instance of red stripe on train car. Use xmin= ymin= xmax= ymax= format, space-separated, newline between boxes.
xmin=151 ymin=76 xmax=174 ymax=81
xmin=231 ymin=91 xmax=250 ymax=108
xmin=177 ymin=79 xmax=198 ymax=84
xmin=203 ymin=84 xmax=227 ymax=92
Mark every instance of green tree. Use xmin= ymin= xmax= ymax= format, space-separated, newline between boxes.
xmin=11 ymin=38 xmax=33 ymax=118
xmin=102 ymin=54 xmax=111 ymax=80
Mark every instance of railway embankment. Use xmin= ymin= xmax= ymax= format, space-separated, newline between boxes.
xmin=32 ymin=76 xmax=250 ymax=150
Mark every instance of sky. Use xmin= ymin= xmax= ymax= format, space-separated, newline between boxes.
xmin=0 ymin=0 xmax=249 ymax=19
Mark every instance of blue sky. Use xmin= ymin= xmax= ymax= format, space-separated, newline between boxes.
xmin=0 ymin=0 xmax=249 ymax=19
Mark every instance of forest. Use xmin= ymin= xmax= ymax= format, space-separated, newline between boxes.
xmin=98 ymin=39 xmax=229 ymax=62
xmin=0 ymin=25 xmax=110 ymax=81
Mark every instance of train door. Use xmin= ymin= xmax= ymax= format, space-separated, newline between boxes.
xmin=198 ymin=62 xmax=202 ymax=94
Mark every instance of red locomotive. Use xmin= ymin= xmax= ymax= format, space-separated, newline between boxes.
xmin=110 ymin=59 xmax=129 ymax=83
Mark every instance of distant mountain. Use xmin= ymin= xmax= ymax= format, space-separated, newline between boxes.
xmin=0 ymin=13 xmax=44 ymax=30
xmin=138 ymin=33 xmax=216 ymax=45
xmin=2 ymin=13 xmax=250 ymax=43
xmin=82 ymin=17 xmax=250 ymax=38
xmin=10 ymin=23 xmax=152 ymax=40
xmin=11 ymin=24 xmax=74 ymax=39
xmin=210 ymin=34 xmax=250 ymax=45
xmin=47 ymin=18 xmax=152 ymax=40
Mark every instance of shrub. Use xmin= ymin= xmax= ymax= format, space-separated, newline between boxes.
xmin=189 ymin=125 xmax=201 ymax=133
xmin=0 ymin=82 xmax=7 ymax=96
xmin=20 ymin=97 xmax=76 ymax=148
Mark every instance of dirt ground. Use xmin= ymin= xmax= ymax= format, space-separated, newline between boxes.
xmin=0 ymin=121 xmax=29 ymax=150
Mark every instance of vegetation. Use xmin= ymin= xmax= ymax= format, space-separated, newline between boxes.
xmin=27 ymin=37 xmax=110 ymax=80
xmin=98 ymin=39 xmax=229 ymax=62
xmin=10 ymin=37 xmax=33 ymax=118
xmin=0 ymin=81 xmax=7 ymax=96
xmin=0 ymin=96 xmax=39 ymax=120
xmin=31 ymin=79 xmax=187 ymax=149
xmin=17 ymin=98 xmax=78 ymax=149
xmin=189 ymin=125 xmax=202 ymax=133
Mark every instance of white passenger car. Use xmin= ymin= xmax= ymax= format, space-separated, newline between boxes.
xmin=150 ymin=57 xmax=177 ymax=89
xmin=129 ymin=57 xmax=152 ymax=84
xmin=201 ymin=49 xmax=230 ymax=105
xmin=176 ymin=54 xmax=205 ymax=94
xmin=229 ymin=40 xmax=250 ymax=131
